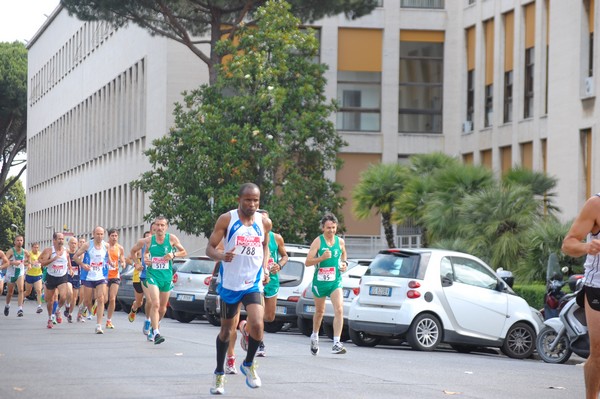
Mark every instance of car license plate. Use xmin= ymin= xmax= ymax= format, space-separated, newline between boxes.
xmin=343 ymin=289 xmax=350 ymax=298
xmin=304 ymin=305 xmax=316 ymax=313
xmin=177 ymin=294 xmax=195 ymax=302
xmin=276 ymin=306 xmax=287 ymax=315
xmin=369 ymin=286 xmax=391 ymax=297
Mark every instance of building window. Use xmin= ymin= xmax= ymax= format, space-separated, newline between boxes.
xmin=337 ymin=71 xmax=381 ymax=131
xmin=398 ymin=40 xmax=444 ymax=133
xmin=337 ymin=28 xmax=382 ymax=132
xmin=524 ymin=48 xmax=534 ymax=118
xmin=484 ymin=84 xmax=493 ymax=127
xmin=504 ymin=71 xmax=513 ymax=123
xmin=467 ymin=71 xmax=474 ymax=123
xmin=401 ymin=0 xmax=445 ymax=9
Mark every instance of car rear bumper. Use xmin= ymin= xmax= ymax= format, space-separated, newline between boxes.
xmin=348 ymin=319 xmax=410 ymax=336
xmin=274 ymin=300 xmax=299 ymax=322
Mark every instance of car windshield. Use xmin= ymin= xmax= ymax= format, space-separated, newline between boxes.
xmin=278 ymin=260 xmax=305 ymax=286
xmin=365 ymin=252 xmax=423 ymax=278
xmin=177 ymin=258 xmax=214 ymax=274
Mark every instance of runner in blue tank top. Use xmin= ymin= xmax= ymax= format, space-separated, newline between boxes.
xmin=206 ymin=183 xmax=272 ymax=395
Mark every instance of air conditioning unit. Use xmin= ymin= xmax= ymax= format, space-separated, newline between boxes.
xmin=462 ymin=120 xmax=473 ymax=133
xmin=584 ymin=76 xmax=595 ymax=97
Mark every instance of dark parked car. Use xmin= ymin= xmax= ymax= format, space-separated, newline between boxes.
xmin=118 ymin=258 xmax=187 ymax=318
xmin=204 ymin=244 xmax=310 ymax=329
xmin=169 ymin=256 xmax=215 ymax=323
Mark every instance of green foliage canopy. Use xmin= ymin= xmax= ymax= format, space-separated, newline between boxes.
xmin=0 ymin=41 xmax=27 ymax=198
xmin=134 ymin=0 xmax=345 ymax=242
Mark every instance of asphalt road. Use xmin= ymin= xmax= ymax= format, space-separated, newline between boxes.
xmin=0 ymin=299 xmax=587 ymax=398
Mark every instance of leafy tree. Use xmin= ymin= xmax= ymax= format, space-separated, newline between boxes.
xmin=502 ymin=167 xmax=559 ymax=215
xmin=515 ymin=217 xmax=585 ymax=283
xmin=0 ymin=178 xmax=25 ymax=250
xmin=0 ymin=42 xmax=27 ymax=199
xmin=134 ymin=0 xmax=344 ymax=242
xmin=421 ymin=163 xmax=494 ymax=243
xmin=453 ymin=184 xmax=538 ymax=270
xmin=61 ymin=0 xmax=379 ymax=84
xmin=352 ymin=163 xmax=410 ymax=248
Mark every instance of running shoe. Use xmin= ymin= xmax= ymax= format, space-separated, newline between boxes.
xmin=67 ymin=312 xmax=73 ymax=323
xmin=17 ymin=309 xmax=23 ymax=317
xmin=143 ymin=320 xmax=151 ymax=335
xmin=77 ymin=313 xmax=84 ymax=323
xmin=64 ymin=308 xmax=69 ymax=318
xmin=4 ymin=305 xmax=9 ymax=316
xmin=147 ymin=328 xmax=154 ymax=342
xmin=47 ymin=319 xmax=53 ymax=329
xmin=92 ymin=302 xmax=97 ymax=316
xmin=128 ymin=308 xmax=137 ymax=322
xmin=55 ymin=311 xmax=62 ymax=324
xmin=310 ymin=338 xmax=319 ymax=356
xmin=36 ymin=306 xmax=43 ymax=314
xmin=240 ymin=362 xmax=261 ymax=388
xmin=51 ymin=314 xmax=57 ymax=324
xmin=210 ymin=373 xmax=225 ymax=395
xmin=95 ymin=325 xmax=104 ymax=334
xmin=225 ymin=356 xmax=237 ymax=375
xmin=82 ymin=307 xmax=88 ymax=317
xmin=256 ymin=342 xmax=266 ymax=357
xmin=154 ymin=333 xmax=165 ymax=345
xmin=106 ymin=320 xmax=115 ymax=329
xmin=331 ymin=342 xmax=347 ymax=354
xmin=238 ymin=320 xmax=249 ymax=352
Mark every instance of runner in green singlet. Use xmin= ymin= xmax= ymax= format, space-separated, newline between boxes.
xmin=305 ymin=213 xmax=348 ymax=356
xmin=129 ymin=216 xmax=187 ymax=345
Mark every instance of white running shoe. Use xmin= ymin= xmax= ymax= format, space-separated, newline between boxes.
xmin=210 ymin=373 xmax=225 ymax=395
xmin=331 ymin=342 xmax=347 ymax=354
xmin=239 ymin=320 xmax=249 ymax=352
xmin=225 ymin=355 xmax=237 ymax=375
xmin=240 ymin=362 xmax=261 ymax=388
xmin=310 ymin=338 xmax=319 ymax=356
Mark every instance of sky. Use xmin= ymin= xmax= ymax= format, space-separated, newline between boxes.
xmin=2 ymin=1 xmax=60 ymax=186
xmin=0 ymin=1 xmax=61 ymax=43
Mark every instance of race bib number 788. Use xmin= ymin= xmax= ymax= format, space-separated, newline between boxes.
xmin=234 ymin=236 xmax=261 ymax=256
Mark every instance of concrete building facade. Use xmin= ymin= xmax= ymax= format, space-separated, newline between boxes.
xmin=25 ymin=0 xmax=599 ymax=254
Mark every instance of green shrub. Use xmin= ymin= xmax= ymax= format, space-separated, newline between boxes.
xmin=512 ymin=284 xmax=546 ymax=309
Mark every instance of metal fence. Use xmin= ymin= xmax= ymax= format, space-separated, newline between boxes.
xmin=343 ymin=234 xmax=422 ymax=258
xmin=400 ymin=0 xmax=445 ymax=9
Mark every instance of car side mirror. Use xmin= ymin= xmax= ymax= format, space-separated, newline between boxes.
xmin=441 ymin=275 xmax=453 ymax=287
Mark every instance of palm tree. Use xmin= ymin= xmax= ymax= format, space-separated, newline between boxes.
xmin=420 ymin=163 xmax=494 ymax=244
xmin=502 ymin=167 xmax=560 ymax=215
xmin=352 ymin=163 xmax=409 ymax=248
xmin=515 ymin=217 xmax=585 ymax=283
xmin=456 ymin=185 xmax=538 ymax=270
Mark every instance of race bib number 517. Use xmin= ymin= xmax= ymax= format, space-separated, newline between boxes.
xmin=234 ymin=236 xmax=261 ymax=255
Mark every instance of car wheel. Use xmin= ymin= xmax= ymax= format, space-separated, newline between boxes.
xmin=297 ymin=316 xmax=312 ymax=337
xmin=174 ymin=311 xmax=196 ymax=323
xmin=501 ymin=322 xmax=536 ymax=359
xmin=349 ymin=328 xmax=381 ymax=347
xmin=535 ymin=326 xmax=572 ymax=364
xmin=407 ymin=313 xmax=442 ymax=351
xmin=206 ymin=313 xmax=221 ymax=327
xmin=264 ymin=321 xmax=284 ymax=333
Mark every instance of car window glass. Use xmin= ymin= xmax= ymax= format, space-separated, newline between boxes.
xmin=278 ymin=260 xmax=304 ymax=286
xmin=450 ymin=256 xmax=497 ymax=289
xmin=366 ymin=253 xmax=420 ymax=278
xmin=178 ymin=258 xmax=214 ymax=274
xmin=440 ymin=257 xmax=453 ymax=281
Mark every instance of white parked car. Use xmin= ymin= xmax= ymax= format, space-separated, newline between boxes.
xmin=348 ymin=248 xmax=544 ymax=359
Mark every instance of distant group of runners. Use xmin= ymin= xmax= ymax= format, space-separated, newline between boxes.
xmin=1 ymin=182 xmax=348 ymax=396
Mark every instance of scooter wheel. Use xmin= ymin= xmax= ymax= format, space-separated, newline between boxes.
xmin=536 ymin=326 xmax=572 ymax=364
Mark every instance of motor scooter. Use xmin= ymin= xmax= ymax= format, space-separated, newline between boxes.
xmin=542 ymin=253 xmax=567 ymax=320
xmin=536 ymin=277 xmax=589 ymax=364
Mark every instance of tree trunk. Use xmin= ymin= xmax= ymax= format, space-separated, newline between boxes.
xmin=382 ymin=212 xmax=395 ymax=248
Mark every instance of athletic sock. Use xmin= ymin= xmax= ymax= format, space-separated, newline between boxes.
xmin=245 ymin=335 xmax=261 ymax=364
xmin=215 ymin=336 xmax=229 ymax=374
